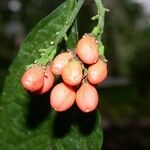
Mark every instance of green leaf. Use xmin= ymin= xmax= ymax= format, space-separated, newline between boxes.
xmin=51 ymin=109 xmax=103 ymax=150
xmin=66 ymin=20 xmax=79 ymax=49
xmin=0 ymin=0 xmax=103 ymax=150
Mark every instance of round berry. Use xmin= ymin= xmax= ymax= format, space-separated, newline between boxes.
xmin=76 ymin=82 xmax=99 ymax=113
xmin=50 ymin=83 xmax=75 ymax=112
xmin=88 ymin=59 xmax=107 ymax=85
xmin=51 ymin=52 xmax=73 ymax=75
xmin=35 ymin=66 xmax=54 ymax=95
xmin=62 ymin=60 xmax=83 ymax=86
xmin=21 ymin=65 xmax=44 ymax=92
xmin=76 ymin=34 xmax=98 ymax=64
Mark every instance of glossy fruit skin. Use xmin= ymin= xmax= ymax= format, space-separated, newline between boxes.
xmin=51 ymin=52 xmax=73 ymax=75
xmin=88 ymin=59 xmax=107 ymax=85
xmin=35 ymin=67 xmax=54 ymax=95
xmin=21 ymin=66 xmax=44 ymax=92
xmin=50 ymin=83 xmax=76 ymax=112
xmin=76 ymin=34 xmax=98 ymax=64
xmin=76 ymin=83 xmax=99 ymax=113
xmin=62 ymin=60 xmax=83 ymax=86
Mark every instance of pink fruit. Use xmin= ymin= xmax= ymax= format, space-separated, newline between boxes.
xmin=76 ymin=34 xmax=98 ymax=64
xmin=62 ymin=60 xmax=83 ymax=86
xmin=50 ymin=83 xmax=76 ymax=112
xmin=35 ymin=66 xmax=54 ymax=95
xmin=76 ymin=82 xmax=99 ymax=113
xmin=88 ymin=59 xmax=107 ymax=85
xmin=21 ymin=66 xmax=44 ymax=92
xmin=51 ymin=52 xmax=73 ymax=75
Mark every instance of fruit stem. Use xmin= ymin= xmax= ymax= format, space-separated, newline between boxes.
xmin=92 ymin=0 xmax=105 ymax=41
xmin=91 ymin=0 xmax=106 ymax=56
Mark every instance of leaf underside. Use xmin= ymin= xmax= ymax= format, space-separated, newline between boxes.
xmin=0 ymin=1 xmax=103 ymax=150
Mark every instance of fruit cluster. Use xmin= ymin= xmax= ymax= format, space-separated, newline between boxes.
xmin=21 ymin=34 xmax=107 ymax=113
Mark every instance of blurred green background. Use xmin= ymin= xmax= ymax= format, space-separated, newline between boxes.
xmin=0 ymin=0 xmax=150 ymax=149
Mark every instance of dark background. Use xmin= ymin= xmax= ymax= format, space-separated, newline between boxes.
xmin=0 ymin=0 xmax=150 ymax=149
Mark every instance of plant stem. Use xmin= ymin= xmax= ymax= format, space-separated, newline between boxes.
xmin=35 ymin=0 xmax=85 ymax=66
xmin=92 ymin=0 xmax=105 ymax=41
xmin=91 ymin=0 xmax=105 ymax=56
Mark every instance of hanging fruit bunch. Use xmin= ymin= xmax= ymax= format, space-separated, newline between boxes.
xmin=21 ymin=33 xmax=107 ymax=113
xmin=21 ymin=0 xmax=107 ymax=113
